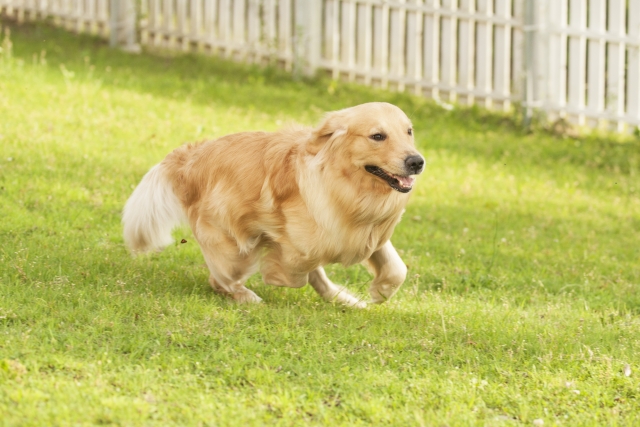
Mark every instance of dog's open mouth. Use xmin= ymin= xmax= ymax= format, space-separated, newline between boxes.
xmin=365 ymin=165 xmax=415 ymax=193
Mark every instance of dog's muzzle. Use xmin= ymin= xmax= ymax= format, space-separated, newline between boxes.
xmin=365 ymin=165 xmax=416 ymax=193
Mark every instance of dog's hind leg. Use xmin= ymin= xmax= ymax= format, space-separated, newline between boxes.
xmin=308 ymin=267 xmax=366 ymax=308
xmin=196 ymin=225 xmax=261 ymax=304
xmin=362 ymin=241 xmax=407 ymax=303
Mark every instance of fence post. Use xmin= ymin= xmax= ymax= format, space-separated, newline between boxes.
xmin=293 ymin=0 xmax=322 ymax=77
xmin=110 ymin=0 xmax=140 ymax=53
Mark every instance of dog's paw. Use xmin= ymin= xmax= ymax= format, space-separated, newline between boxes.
xmin=330 ymin=286 xmax=367 ymax=309
xmin=349 ymin=299 xmax=368 ymax=309
xmin=232 ymin=288 xmax=263 ymax=304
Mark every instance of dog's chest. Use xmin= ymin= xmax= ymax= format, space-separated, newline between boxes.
xmin=327 ymin=228 xmax=381 ymax=265
xmin=283 ymin=168 xmax=406 ymax=267
xmin=295 ymin=218 xmax=394 ymax=266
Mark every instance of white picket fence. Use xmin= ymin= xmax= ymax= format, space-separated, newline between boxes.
xmin=2 ymin=0 xmax=640 ymax=132
xmin=0 ymin=0 xmax=111 ymax=35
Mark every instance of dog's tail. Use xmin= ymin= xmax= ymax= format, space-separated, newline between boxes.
xmin=122 ymin=164 xmax=186 ymax=254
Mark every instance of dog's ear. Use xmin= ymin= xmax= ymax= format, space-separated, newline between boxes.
xmin=306 ymin=111 xmax=347 ymax=155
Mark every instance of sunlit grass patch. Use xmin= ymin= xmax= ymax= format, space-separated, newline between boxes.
xmin=1 ymin=21 xmax=639 ymax=426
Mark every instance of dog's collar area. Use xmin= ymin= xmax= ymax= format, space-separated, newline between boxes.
xmin=365 ymin=165 xmax=414 ymax=193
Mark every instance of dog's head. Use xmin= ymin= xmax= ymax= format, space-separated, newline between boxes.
xmin=309 ymin=102 xmax=424 ymax=194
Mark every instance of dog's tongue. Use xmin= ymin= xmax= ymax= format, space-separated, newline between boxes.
xmin=396 ymin=175 xmax=415 ymax=188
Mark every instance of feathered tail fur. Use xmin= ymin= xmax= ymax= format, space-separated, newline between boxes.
xmin=122 ymin=164 xmax=186 ymax=253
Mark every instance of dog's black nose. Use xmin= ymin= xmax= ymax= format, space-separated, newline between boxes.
xmin=404 ymin=155 xmax=425 ymax=174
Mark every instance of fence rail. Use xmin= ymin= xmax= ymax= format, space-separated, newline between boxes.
xmin=2 ymin=0 xmax=640 ymax=132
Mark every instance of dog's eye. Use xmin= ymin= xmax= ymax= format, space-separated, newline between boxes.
xmin=370 ymin=133 xmax=386 ymax=141
xmin=408 ymin=128 xmax=413 ymax=136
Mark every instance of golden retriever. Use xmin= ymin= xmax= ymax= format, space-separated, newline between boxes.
xmin=122 ymin=102 xmax=424 ymax=307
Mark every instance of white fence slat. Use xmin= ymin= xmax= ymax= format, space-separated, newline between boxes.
xmin=247 ymin=0 xmax=260 ymax=60
xmin=88 ymin=0 xmax=97 ymax=29
xmin=547 ymin=0 xmax=568 ymax=114
xmin=299 ymin=0 xmax=322 ymax=75
xmin=46 ymin=0 xmax=52 ymax=18
xmin=232 ymin=0 xmax=244 ymax=58
xmin=51 ymin=0 xmax=57 ymax=22
xmin=34 ymin=0 xmax=42 ymax=18
xmin=74 ymin=0 xmax=83 ymax=32
xmin=247 ymin=0 xmax=258 ymax=45
xmin=372 ymin=1 xmax=390 ymax=87
xmin=21 ymin=0 xmax=29 ymax=18
xmin=54 ymin=0 xmax=63 ymax=24
xmin=43 ymin=0 xmax=50 ymax=19
xmin=263 ymin=0 xmax=276 ymax=57
xmin=204 ymin=0 xmax=216 ymax=46
xmin=63 ymin=0 xmax=70 ymax=29
xmin=439 ymin=0 xmax=456 ymax=102
xmin=475 ymin=0 xmax=493 ymax=107
xmin=218 ymin=0 xmax=231 ymax=54
xmin=493 ymin=0 xmax=512 ymax=110
xmin=389 ymin=0 xmax=406 ymax=90
xmin=98 ymin=0 xmax=108 ymax=36
xmin=356 ymin=2 xmax=372 ymax=83
xmin=422 ymin=0 xmax=440 ymax=98
xmin=340 ymin=0 xmax=356 ymax=81
xmin=324 ymin=0 xmax=339 ymax=78
xmin=405 ymin=0 xmax=422 ymax=94
xmin=54 ymin=0 xmax=62 ymax=27
xmin=606 ymin=0 xmax=626 ymax=131
xmin=189 ymin=0 xmax=201 ymax=43
xmin=457 ymin=0 xmax=474 ymax=105
xmin=162 ymin=0 xmax=174 ymax=47
xmin=71 ymin=0 xmax=79 ymax=30
xmin=511 ymin=0 xmax=524 ymax=100
xmin=586 ymin=0 xmax=605 ymax=127
xmin=148 ymin=0 xmax=159 ymax=45
xmin=65 ymin=0 xmax=71 ymax=24
xmin=86 ymin=0 xmax=96 ymax=34
xmin=278 ymin=0 xmax=292 ymax=69
xmin=628 ymin=0 xmax=640 ymax=126
xmin=176 ymin=0 xmax=187 ymax=50
xmin=567 ymin=0 xmax=587 ymax=125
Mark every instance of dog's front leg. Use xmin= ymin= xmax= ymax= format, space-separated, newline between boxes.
xmin=362 ymin=241 xmax=407 ymax=303
xmin=308 ymin=267 xmax=366 ymax=308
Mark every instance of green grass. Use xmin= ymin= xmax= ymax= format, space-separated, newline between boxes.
xmin=1 ymin=21 xmax=640 ymax=426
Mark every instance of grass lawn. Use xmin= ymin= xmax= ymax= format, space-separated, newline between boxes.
xmin=1 ymin=21 xmax=640 ymax=426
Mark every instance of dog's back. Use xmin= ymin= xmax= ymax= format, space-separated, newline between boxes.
xmin=122 ymin=129 xmax=306 ymax=254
